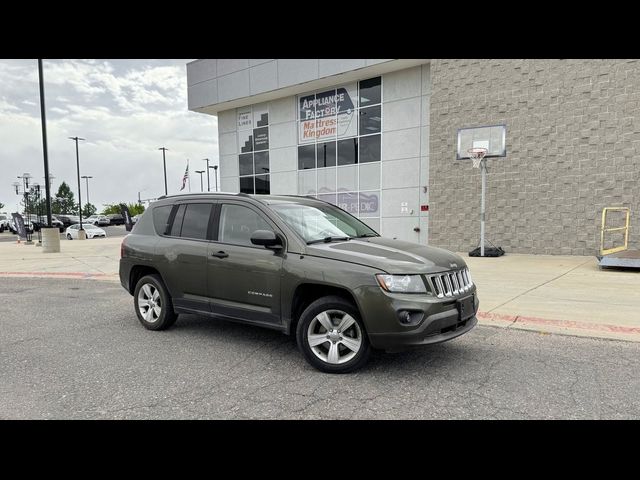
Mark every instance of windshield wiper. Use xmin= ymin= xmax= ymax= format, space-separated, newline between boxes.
xmin=307 ymin=236 xmax=351 ymax=245
xmin=354 ymin=233 xmax=378 ymax=238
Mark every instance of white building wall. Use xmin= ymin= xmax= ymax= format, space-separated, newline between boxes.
xmin=214 ymin=65 xmax=431 ymax=243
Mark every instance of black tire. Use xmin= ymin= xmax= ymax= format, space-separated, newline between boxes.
xmin=296 ymin=295 xmax=371 ymax=374
xmin=133 ymin=274 xmax=177 ymax=331
xmin=67 ymin=233 xmax=72 ymax=240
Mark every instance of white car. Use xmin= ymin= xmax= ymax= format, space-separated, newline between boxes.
xmin=86 ymin=215 xmax=110 ymax=226
xmin=65 ymin=223 xmax=107 ymax=239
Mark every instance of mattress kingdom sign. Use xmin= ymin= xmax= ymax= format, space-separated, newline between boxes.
xmin=299 ymin=87 xmax=356 ymax=143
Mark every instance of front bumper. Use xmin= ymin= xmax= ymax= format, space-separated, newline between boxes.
xmin=357 ymin=285 xmax=479 ymax=351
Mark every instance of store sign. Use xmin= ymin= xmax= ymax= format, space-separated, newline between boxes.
xmin=360 ymin=192 xmax=379 ymax=215
xmin=237 ymin=110 xmax=252 ymax=130
xmin=253 ymin=127 xmax=269 ymax=151
xmin=299 ymin=87 xmax=356 ymax=143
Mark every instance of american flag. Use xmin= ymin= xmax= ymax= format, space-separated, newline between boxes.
xmin=180 ymin=161 xmax=189 ymax=191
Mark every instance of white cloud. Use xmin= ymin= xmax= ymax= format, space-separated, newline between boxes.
xmin=0 ymin=59 xmax=218 ymax=212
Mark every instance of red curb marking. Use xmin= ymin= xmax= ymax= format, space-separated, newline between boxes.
xmin=478 ymin=311 xmax=640 ymax=335
xmin=0 ymin=271 xmax=111 ymax=278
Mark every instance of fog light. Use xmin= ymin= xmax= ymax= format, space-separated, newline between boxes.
xmin=399 ymin=310 xmax=412 ymax=324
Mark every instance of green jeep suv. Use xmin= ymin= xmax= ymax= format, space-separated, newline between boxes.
xmin=119 ymin=193 xmax=478 ymax=373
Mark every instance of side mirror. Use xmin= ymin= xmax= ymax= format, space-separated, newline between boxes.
xmin=250 ymin=230 xmax=283 ymax=249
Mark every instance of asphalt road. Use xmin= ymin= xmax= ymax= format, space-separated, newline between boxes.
xmin=0 ymin=225 xmax=129 ymax=243
xmin=1 ymin=277 xmax=639 ymax=419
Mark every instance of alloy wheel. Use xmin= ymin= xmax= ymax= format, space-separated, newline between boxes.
xmin=137 ymin=283 xmax=162 ymax=323
xmin=307 ymin=309 xmax=363 ymax=365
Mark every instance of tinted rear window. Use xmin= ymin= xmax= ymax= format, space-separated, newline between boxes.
xmin=180 ymin=203 xmax=213 ymax=240
xmin=152 ymin=205 xmax=173 ymax=235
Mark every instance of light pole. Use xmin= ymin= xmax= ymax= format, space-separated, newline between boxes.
xmin=203 ymin=158 xmax=210 ymax=191
xmin=69 ymin=136 xmax=86 ymax=238
xmin=195 ymin=170 xmax=205 ymax=192
xmin=212 ymin=165 xmax=218 ymax=192
xmin=159 ymin=147 xmax=168 ymax=195
xmin=38 ymin=59 xmax=53 ymax=231
xmin=81 ymin=175 xmax=93 ymax=206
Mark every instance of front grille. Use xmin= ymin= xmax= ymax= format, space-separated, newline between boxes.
xmin=426 ymin=268 xmax=473 ymax=298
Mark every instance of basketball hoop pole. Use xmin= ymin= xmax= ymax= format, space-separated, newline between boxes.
xmin=480 ymin=159 xmax=486 ymax=257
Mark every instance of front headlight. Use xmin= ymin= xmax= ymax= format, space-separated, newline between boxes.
xmin=376 ymin=274 xmax=427 ymax=294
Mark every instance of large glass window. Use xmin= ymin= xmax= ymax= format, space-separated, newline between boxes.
xmin=238 ymin=105 xmax=270 ymax=194
xmin=296 ymin=76 xmax=382 ymax=224
xmin=180 ymin=203 xmax=212 ymax=240
xmin=219 ymin=204 xmax=271 ymax=247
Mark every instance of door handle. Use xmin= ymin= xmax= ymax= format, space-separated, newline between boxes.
xmin=211 ymin=251 xmax=228 ymax=258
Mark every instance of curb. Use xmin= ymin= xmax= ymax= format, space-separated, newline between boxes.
xmin=0 ymin=271 xmax=117 ymax=280
xmin=477 ymin=311 xmax=640 ymax=341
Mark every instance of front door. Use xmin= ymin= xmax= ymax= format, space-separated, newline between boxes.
xmin=207 ymin=202 xmax=283 ymax=324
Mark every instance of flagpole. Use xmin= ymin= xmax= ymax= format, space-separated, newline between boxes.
xmin=188 ymin=159 xmax=191 ymax=192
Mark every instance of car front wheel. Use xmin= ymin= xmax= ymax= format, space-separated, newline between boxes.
xmin=296 ymin=295 xmax=371 ymax=374
xmin=133 ymin=274 xmax=177 ymax=331
xmin=67 ymin=234 xmax=72 ymax=240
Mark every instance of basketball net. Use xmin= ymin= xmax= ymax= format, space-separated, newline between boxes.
xmin=468 ymin=147 xmax=487 ymax=169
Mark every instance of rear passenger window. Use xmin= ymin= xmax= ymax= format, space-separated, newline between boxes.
xmin=179 ymin=203 xmax=213 ymax=240
xmin=152 ymin=205 xmax=173 ymax=235
xmin=170 ymin=205 xmax=186 ymax=237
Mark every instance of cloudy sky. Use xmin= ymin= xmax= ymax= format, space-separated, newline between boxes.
xmin=0 ymin=59 xmax=218 ymax=213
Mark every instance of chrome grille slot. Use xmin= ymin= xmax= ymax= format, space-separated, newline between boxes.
xmin=427 ymin=268 xmax=473 ymax=298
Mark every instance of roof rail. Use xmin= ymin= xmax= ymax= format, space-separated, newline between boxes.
xmin=156 ymin=191 xmax=247 ymax=200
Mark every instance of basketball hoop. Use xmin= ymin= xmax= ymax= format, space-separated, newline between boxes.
xmin=468 ymin=147 xmax=487 ymax=169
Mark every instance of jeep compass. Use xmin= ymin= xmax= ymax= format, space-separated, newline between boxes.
xmin=119 ymin=193 xmax=478 ymax=373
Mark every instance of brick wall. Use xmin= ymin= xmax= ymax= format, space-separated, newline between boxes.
xmin=428 ymin=59 xmax=640 ymax=255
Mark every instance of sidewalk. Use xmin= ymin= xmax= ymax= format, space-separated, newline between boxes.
xmin=1 ymin=236 xmax=639 ymax=343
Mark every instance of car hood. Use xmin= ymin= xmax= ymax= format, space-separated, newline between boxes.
xmin=304 ymin=237 xmax=466 ymax=274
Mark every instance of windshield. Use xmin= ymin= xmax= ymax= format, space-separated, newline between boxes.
xmin=271 ymin=202 xmax=378 ymax=244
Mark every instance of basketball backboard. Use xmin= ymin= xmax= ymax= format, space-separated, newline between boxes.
xmin=456 ymin=124 xmax=506 ymax=159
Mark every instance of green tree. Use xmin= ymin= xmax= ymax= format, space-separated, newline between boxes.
xmin=102 ymin=203 xmax=145 ymax=216
xmin=52 ymin=182 xmax=77 ymax=214
xmin=82 ymin=203 xmax=97 ymax=217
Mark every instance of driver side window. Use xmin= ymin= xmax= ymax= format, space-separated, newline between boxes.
xmin=219 ymin=204 xmax=271 ymax=247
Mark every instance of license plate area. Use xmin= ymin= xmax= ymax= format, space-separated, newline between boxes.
xmin=457 ymin=295 xmax=475 ymax=320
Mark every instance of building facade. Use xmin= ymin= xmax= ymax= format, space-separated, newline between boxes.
xmin=187 ymin=59 xmax=640 ymax=255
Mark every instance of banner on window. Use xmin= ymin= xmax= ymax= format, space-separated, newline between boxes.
xmin=299 ymin=87 xmax=356 ymax=144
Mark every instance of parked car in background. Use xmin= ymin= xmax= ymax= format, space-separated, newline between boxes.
xmin=8 ymin=217 xmax=34 ymax=234
xmin=107 ymin=213 xmax=125 ymax=225
xmin=86 ymin=215 xmax=110 ymax=226
xmin=0 ymin=213 xmax=10 ymax=232
xmin=31 ymin=216 xmax=65 ymax=232
xmin=65 ymin=223 xmax=107 ymax=239
xmin=55 ymin=215 xmax=75 ymax=229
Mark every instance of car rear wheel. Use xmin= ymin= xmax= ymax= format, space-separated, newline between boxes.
xmin=67 ymin=234 xmax=72 ymax=240
xmin=296 ymin=295 xmax=371 ymax=374
xmin=133 ymin=274 xmax=177 ymax=331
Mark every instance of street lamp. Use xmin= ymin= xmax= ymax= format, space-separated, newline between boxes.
xmin=203 ymin=158 xmax=211 ymax=191
xmin=81 ymin=175 xmax=93 ymax=206
xmin=195 ymin=170 xmax=205 ymax=192
xmin=212 ymin=165 xmax=218 ymax=192
xmin=159 ymin=147 xmax=168 ymax=195
xmin=69 ymin=136 xmax=86 ymax=238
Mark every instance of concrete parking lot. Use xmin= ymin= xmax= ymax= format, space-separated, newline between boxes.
xmin=1 ymin=277 xmax=639 ymax=419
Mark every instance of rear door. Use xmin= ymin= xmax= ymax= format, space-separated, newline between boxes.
xmin=154 ymin=201 xmax=215 ymax=313
xmin=207 ymin=202 xmax=284 ymax=324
